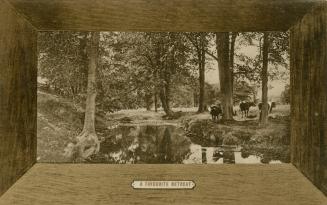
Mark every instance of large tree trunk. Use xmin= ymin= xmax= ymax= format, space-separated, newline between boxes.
xmin=216 ymin=32 xmax=234 ymax=120
xmin=157 ymin=36 xmax=173 ymax=117
xmin=229 ymin=32 xmax=237 ymax=96
xmin=66 ymin=32 xmax=100 ymax=161
xmin=260 ymin=32 xmax=269 ymax=125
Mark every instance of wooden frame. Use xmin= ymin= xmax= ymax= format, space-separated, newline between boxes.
xmin=0 ymin=0 xmax=326 ymax=200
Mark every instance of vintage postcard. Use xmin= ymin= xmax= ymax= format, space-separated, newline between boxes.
xmin=0 ymin=0 xmax=326 ymax=204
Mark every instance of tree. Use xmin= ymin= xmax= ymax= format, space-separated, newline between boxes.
xmin=74 ymin=32 xmax=100 ymax=160
xmin=38 ymin=32 xmax=89 ymax=103
xmin=96 ymin=32 xmax=145 ymax=111
xmin=96 ymin=32 xmax=161 ymax=112
xmin=229 ymin=33 xmax=238 ymax=92
xmin=216 ymin=32 xmax=234 ymax=120
xmin=185 ymin=32 xmax=209 ymax=113
xmin=235 ymin=32 xmax=289 ymax=124
xmin=130 ymin=32 xmax=193 ymax=117
xmin=235 ymin=32 xmax=289 ymax=84
xmin=143 ymin=32 xmax=176 ymax=116
xmin=204 ymin=32 xmax=238 ymax=119
xmin=260 ymin=32 xmax=270 ymax=125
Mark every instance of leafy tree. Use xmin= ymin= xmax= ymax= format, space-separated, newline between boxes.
xmin=235 ymin=32 xmax=289 ymax=83
xmin=130 ymin=32 xmax=193 ymax=117
xmin=96 ymin=32 xmax=148 ymax=111
xmin=38 ymin=32 xmax=89 ymax=103
xmin=185 ymin=32 xmax=211 ymax=113
xmin=235 ymin=32 xmax=289 ymax=124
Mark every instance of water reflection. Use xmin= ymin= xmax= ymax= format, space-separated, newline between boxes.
xmin=91 ymin=125 xmax=191 ymax=164
xmin=183 ymin=145 xmax=282 ymax=164
xmin=90 ymin=125 xmax=286 ymax=164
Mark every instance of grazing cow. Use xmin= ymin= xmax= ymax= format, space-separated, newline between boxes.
xmin=258 ymin=102 xmax=276 ymax=113
xmin=239 ymin=101 xmax=256 ymax=118
xmin=209 ymin=104 xmax=223 ymax=121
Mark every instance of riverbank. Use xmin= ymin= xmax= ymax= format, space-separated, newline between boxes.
xmin=37 ymin=91 xmax=290 ymax=163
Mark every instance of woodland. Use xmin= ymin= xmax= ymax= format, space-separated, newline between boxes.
xmin=37 ymin=32 xmax=290 ymax=162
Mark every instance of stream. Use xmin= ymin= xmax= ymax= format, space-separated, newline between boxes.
xmin=89 ymin=124 xmax=289 ymax=164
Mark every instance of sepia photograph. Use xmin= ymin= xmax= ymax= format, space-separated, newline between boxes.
xmin=37 ymin=31 xmax=291 ymax=165
xmin=0 ymin=0 xmax=326 ymax=204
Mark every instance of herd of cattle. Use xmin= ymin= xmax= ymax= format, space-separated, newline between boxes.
xmin=209 ymin=101 xmax=276 ymax=121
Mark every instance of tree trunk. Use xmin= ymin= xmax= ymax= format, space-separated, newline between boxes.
xmin=260 ymin=32 xmax=269 ymax=125
xmin=145 ymin=103 xmax=151 ymax=111
xmin=82 ymin=33 xmax=98 ymax=133
xmin=193 ymin=92 xmax=198 ymax=107
xmin=198 ymin=45 xmax=205 ymax=113
xmin=154 ymin=92 xmax=158 ymax=112
xmin=79 ymin=32 xmax=89 ymax=75
xmin=198 ymin=36 xmax=206 ymax=113
xmin=79 ymin=32 xmax=89 ymax=94
xmin=229 ymin=32 xmax=237 ymax=97
xmin=144 ymin=93 xmax=152 ymax=111
xmin=159 ymin=60 xmax=174 ymax=116
xmin=157 ymin=36 xmax=173 ymax=117
xmin=253 ymin=91 xmax=257 ymax=103
xmin=198 ymin=59 xmax=205 ymax=112
xmin=66 ymin=32 xmax=100 ymax=161
xmin=165 ymin=75 xmax=171 ymax=112
xmin=216 ymin=32 xmax=234 ymax=120
xmin=159 ymin=88 xmax=173 ymax=116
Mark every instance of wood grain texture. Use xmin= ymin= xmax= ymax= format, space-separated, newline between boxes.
xmin=0 ymin=0 xmax=37 ymax=196
xmin=6 ymin=0 xmax=319 ymax=32
xmin=0 ymin=0 xmax=326 ymax=202
xmin=290 ymin=1 xmax=327 ymax=195
xmin=0 ymin=164 xmax=326 ymax=205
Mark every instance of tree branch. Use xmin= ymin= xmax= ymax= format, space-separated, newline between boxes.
xmin=204 ymin=49 xmax=218 ymax=61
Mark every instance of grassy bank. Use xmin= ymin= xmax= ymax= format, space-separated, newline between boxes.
xmin=37 ymin=90 xmax=290 ymax=163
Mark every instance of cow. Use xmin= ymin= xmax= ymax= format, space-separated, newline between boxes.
xmin=258 ymin=102 xmax=276 ymax=113
xmin=209 ymin=104 xmax=223 ymax=121
xmin=239 ymin=101 xmax=256 ymax=118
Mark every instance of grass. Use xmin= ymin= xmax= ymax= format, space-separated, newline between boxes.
xmin=37 ymin=90 xmax=291 ymax=163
